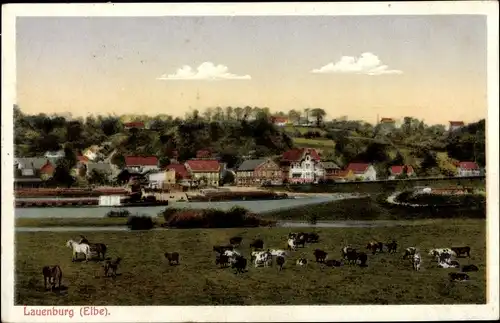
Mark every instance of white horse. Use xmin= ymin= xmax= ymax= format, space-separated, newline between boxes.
xmin=66 ymin=240 xmax=91 ymax=262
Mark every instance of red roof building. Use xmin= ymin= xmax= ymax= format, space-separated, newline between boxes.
xmin=282 ymin=148 xmax=321 ymax=162
xmin=345 ymin=163 xmax=371 ymax=174
xmin=389 ymin=165 xmax=415 ymax=178
xmin=125 ymin=156 xmax=158 ymax=167
xmin=124 ymin=122 xmax=145 ymax=129
xmin=449 ymin=121 xmax=465 ymax=127
xmin=380 ymin=118 xmax=395 ymax=123
xmin=185 ymin=159 xmax=220 ymax=172
xmin=458 ymin=162 xmax=479 ymax=170
xmin=39 ymin=160 xmax=55 ymax=176
xmin=457 ymin=161 xmax=481 ymax=177
xmin=345 ymin=163 xmax=377 ymax=181
xmin=166 ymin=163 xmax=191 ymax=179
xmin=271 ymin=116 xmax=289 ymax=125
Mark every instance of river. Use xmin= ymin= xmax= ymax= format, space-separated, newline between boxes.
xmin=14 ymin=194 xmax=360 ymax=219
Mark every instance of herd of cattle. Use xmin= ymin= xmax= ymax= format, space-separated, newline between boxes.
xmin=40 ymin=233 xmax=479 ymax=292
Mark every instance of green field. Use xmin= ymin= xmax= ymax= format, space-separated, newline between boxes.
xmin=15 ymin=220 xmax=486 ymax=305
xmin=292 ymin=137 xmax=335 ymax=149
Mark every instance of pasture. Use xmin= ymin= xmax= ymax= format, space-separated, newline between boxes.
xmin=15 ymin=219 xmax=486 ymax=305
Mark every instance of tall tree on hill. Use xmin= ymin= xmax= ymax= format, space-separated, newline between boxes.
xmin=202 ymin=107 xmax=213 ymax=121
xmin=243 ymin=106 xmax=253 ymax=120
xmin=288 ymin=109 xmax=301 ymax=124
xmin=225 ymin=106 xmax=233 ymax=120
xmin=310 ymin=108 xmax=327 ymax=127
xmin=234 ymin=107 xmax=244 ymax=121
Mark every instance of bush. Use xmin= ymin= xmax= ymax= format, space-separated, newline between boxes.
xmin=161 ymin=206 xmax=274 ymax=228
xmin=127 ymin=214 xmax=155 ymax=230
xmin=106 ymin=209 xmax=131 ymax=218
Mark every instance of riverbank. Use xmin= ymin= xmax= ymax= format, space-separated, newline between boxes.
xmin=15 ymin=220 xmax=486 ymax=305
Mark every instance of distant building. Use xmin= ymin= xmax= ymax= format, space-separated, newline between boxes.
xmin=185 ymin=159 xmax=221 ymax=187
xmin=345 ymin=163 xmax=377 ymax=181
xmin=83 ymin=145 xmax=100 ymax=161
xmin=124 ymin=156 xmax=159 ymax=173
xmin=166 ymin=163 xmax=193 ymax=187
xmin=148 ymin=170 xmax=176 ymax=189
xmin=456 ymin=161 xmax=481 ymax=177
xmin=321 ymin=161 xmax=341 ymax=181
xmin=271 ymin=116 xmax=289 ymax=127
xmin=236 ymin=158 xmax=282 ymax=186
xmin=449 ymin=121 xmax=465 ymax=132
xmin=39 ymin=160 xmax=56 ymax=180
xmin=281 ymin=148 xmax=324 ymax=184
xmin=124 ymin=121 xmax=145 ymax=130
xmin=388 ymin=165 xmax=416 ymax=180
xmin=378 ymin=118 xmax=396 ymax=134
xmin=44 ymin=150 xmax=65 ymax=158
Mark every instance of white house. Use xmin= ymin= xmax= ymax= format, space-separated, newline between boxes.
xmin=124 ymin=156 xmax=159 ymax=173
xmin=83 ymin=145 xmax=100 ymax=161
xmin=345 ymin=163 xmax=377 ymax=181
xmin=388 ymin=165 xmax=416 ymax=180
xmin=281 ymin=148 xmax=324 ymax=184
xmin=456 ymin=161 xmax=481 ymax=177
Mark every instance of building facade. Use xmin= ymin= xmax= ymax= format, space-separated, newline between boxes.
xmin=236 ymin=158 xmax=283 ymax=186
xmin=185 ymin=159 xmax=221 ymax=187
xmin=281 ymin=148 xmax=324 ymax=184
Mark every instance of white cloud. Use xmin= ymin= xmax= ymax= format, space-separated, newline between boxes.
xmin=157 ymin=62 xmax=251 ymax=81
xmin=311 ymin=52 xmax=403 ymax=76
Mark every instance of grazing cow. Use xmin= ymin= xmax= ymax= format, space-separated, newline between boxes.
xmin=357 ymin=252 xmax=368 ymax=267
xmin=215 ymin=254 xmax=230 ymax=268
xmin=305 ymin=232 xmax=319 ymax=243
xmin=42 ymin=265 xmax=62 ymax=291
xmin=294 ymin=235 xmax=307 ymax=248
xmin=276 ymin=256 xmax=285 ymax=271
xmin=287 ymin=238 xmax=297 ymax=251
xmin=296 ymin=258 xmax=308 ymax=266
xmin=341 ymin=246 xmax=356 ymax=259
xmin=249 ymin=239 xmax=264 ymax=250
xmin=253 ymin=251 xmax=272 ymax=267
xmin=313 ymin=249 xmax=328 ymax=263
xmin=232 ymin=255 xmax=247 ymax=274
xmin=366 ymin=241 xmax=384 ymax=255
xmin=223 ymin=250 xmax=241 ymax=258
xmin=103 ymin=257 xmax=122 ymax=277
xmin=438 ymin=259 xmax=459 ymax=269
xmin=429 ymin=248 xmax=457 ymax=258
xmin=412 ymin=253 xmax=421 ymax=271
xmin=437 ymin=252 xmax=453 ymax=265
xmin=386 ymin=240 xmax=398 ymax=254
xmin=270 ymin=249 xmax=287 ymax=257
xmin=213 ymin=245 xmax=234 ymax=254
xmin=403 ymin=247 xmax=417 ymax=260
xmin=451 ymin=246 xmax=471 ymax=258
xmin=164 ymin=252 xmax=180 ymax=266
xmin=325 ymin=259 xmax=343 ymax=267
xmin=288 ymin=232 xmax=298 ymax=239
xmin=229 ymin=236 xmax=243 ymax=246
xmin=449 ymin=272 xmax=470 ymax=282
xmin=462 ymin=264 xmax=479 ymax=272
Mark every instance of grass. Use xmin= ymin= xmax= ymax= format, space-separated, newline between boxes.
xmin=284 ymin=125 xmax=327 ymax=135
xmin=15 ymin=217 xmax=161 ymax=228
xmin=292 ymin=137 xmax=336 ymax=149
xmin=15 ymin=220 xmax=486 ymax=305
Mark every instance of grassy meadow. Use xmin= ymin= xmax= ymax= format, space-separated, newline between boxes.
xmin=15 ymin=219 xmax=486 ymax=305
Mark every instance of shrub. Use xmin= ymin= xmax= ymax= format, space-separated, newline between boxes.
xmin=127 ymin=214 xmax=155 ymax=230
xmin=106 ymin=209 xmax=131 ymax=218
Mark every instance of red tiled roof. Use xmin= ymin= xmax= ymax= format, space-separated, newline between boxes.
xmin=77 ymin=155 xmax=89 ymax=163
xmin=166 ymin=163 xmax=191 ymax=179
xmin=449 ymin=121 xmax=465 ymax=126
xmin=346 ymin=163 xmax=370 ymax=174
xmin=124 ymin=122 xmax=145 ymax=128
xmin=40 ymin=161 xmax=55 ymax=174
xmin=185 ymin=159 xmax=220 ymax=172
xmin=380 ymin=118 xmax=395 ymax=123
xmin=196 ymin=149 xmax=213 ymax=159
xmin=271 ymin=116 xmax=288 ymax=123
xmin=125 ymin=156 xmax=158 ymax=166
xmin=282 ymin=148 xmax=321 ymax=162
xmin=390 ymin=165 xmax=415 ymax=175
xmin=458 ymin=161 xmax=479 ymax=170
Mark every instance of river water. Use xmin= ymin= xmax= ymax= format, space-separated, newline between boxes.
xmin=14 ymin=194 xmax=358 ymax=219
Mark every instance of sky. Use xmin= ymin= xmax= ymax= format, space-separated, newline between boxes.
xmin=16 ymin=15 xmax=487 ymax=125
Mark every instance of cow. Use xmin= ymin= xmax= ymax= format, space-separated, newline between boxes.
xmin=437 ymin=252 xmax=453 ymax=265
xmin=232 ymin=255 xmax=247 ymax=274
xmin=215 ymin=254 xmax=230 ymax=268
xmin=403 ymin=247 xmax=417 ymax=260
xmin=386 ymin=240 xmax=398 ymax=254
xmin=276 ymin=256 xmax=285 ymax=271
xmin=313 ymin=249 xmax=328 ymax=263
xmin=449 ymin=272 xmax=470 ymax=282
xmin=287 ymin=238 xmax=297 ymax=251
xmin=249 ymin=239 xmax=264 ymax=250
xmin=306 ymin=232 xmax=320 ymax=243
xmin=42 ymin=265 xmax=62 ymax=291
xmin=451 ymin=246 xmax=471 ymax=258
xmin=223 ymin=250 xmax=241 ymax=258
xmin=229 ymin=236 xmax=243 ymax=246
xmin=164 ymin=252 xmax=180 ymax=266
xmin=462 ymin=264 xmax=479 ymax=272
xmin=213 ymin=245 xmax=234 ymax=255
xmin=294 ymin=234 xmax=307 ymax=248
xmin=253 ymin=251 xmax=272 ymax=268
xmin=325 ymin=259 xmax=343 ymax=267
xmin=366 ymin=241 xmax=384 ymax=255
xmin=296 ymin=258 xmax=308 ymax=266
xmin=357 ymin=252 xmax=368 ymax=267
xmin=429 ymin=248 xmax=457 ymax=259
xmin=341 ymin=246 xmax=356 ymax=259
xmin=412 ymin=253 xmax=421 ymax=271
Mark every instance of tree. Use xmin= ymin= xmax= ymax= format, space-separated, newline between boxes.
xmin=310 ymin=108 xmax=327 ymax=127
xmin=288 ymin=109 xmax=301 ymax=124
xmin=88 ymin=169 xmax=108 ymax=185
xmin=111 ymin=153 xmax=126 ymax=169
xmin=225 ymin=106 xmax=233 ymax=120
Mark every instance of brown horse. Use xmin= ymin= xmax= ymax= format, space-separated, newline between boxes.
xmin=42 ymin=265 xmax=63 ymax=291
xmin=79 ymin=236 xmax=107 ymax=260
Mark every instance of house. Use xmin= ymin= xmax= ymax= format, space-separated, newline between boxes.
xmin=281 ymin=148 xmax=324 ymax=184
xmin=378 ymin=118 xmax=396 ymax=133
xmin=330 ymin=169 xmax=356 ymax=182
xmin=321 ymin=161 xmax=341 ymax=181
xmin=236 ymin=158 xmax=283 ymax=186
xmin=124 ymin=156 xmax=159 ymax=173
xmin=44 ymin=150 xmax=65 ymax=158
xmin=449 ymin=121 xmax=465 ymax=132
xmin=82 ymin=145 xmax=100 ymax=161
xmin=271 ymin=116 xmax=289 ymax=127
xmin=148 ymin=170 xmax=176 ymax=189
xmin=456 ymin=161 xmax=481 ymax=177
xmin=39 ymin=160 xmax=56 ymax=180
xmin=345 ymin=163 xmax=377 ymax=181
xmin=388 ymin=165 xmax=416 ymax=180
xmin=124 ymin=121 xmax=145 ymax=130
xmin=185 ymin=159 xmax=221 ymax=187
xmin=166 ymin=163 xmax=194 ymax=187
